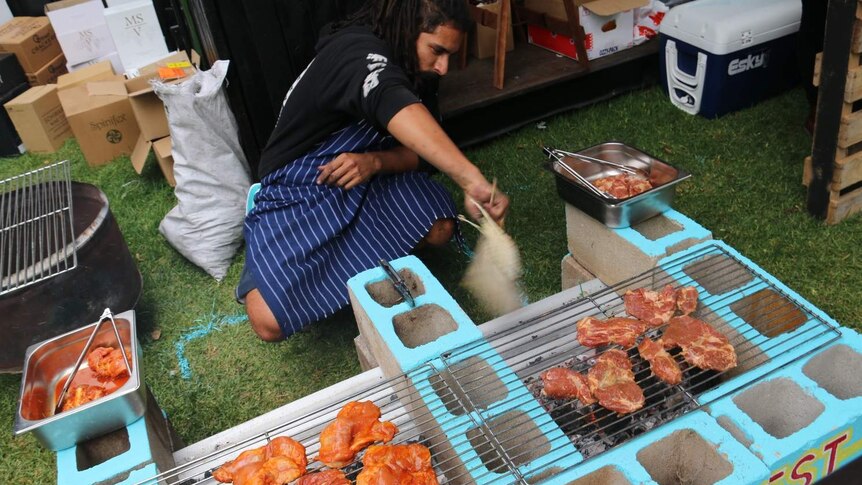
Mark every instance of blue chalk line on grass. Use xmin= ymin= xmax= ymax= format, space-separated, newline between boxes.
xmin=175 ymin=312 xmax=248 ymax=379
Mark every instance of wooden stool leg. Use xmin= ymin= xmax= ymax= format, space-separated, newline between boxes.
xmin=493 ymin=0 xmax=511 ymax=89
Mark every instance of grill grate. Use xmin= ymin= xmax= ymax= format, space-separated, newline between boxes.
xmin=435 ymin=243 xmax=842 ymax=483
xmin=134 ymin=244 xmax=841 ymax=485
xmin=0 ymin=161 xmax=77 ymax=296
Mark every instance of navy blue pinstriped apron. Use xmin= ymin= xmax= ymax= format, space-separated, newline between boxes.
xmin=243 ymin=119 xmax=456 ymax=337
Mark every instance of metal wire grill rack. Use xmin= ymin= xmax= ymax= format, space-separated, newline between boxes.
xmin=436 ymin=243 xmax=842 ymax=484
xmin=0 ymin=160 xmax=77 ymax=296
xmin=134 ymin=244 xmax=841 ymax=485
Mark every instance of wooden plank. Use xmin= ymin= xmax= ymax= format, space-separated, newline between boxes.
xmin=838 ymin=109 xmax=862 ymax=147
xmin=846 ymin=66 xmax=862 ymax=101
xmin=803 ymin=155 xmax=812 ymax=186
xmin=836 ymin=149 xmax=862 ymax=190
xmin=814 ymin=51 xmax=822 ymax=87
xmin=808 ymin=0 xmax=857 ymax=219
xmin=853 ymin=17 xmax=862 ymax=52
xmin=493 ymin=0 xmax=511 ymax=89
xmin=828 ymin=185 xmax=862 ymax=223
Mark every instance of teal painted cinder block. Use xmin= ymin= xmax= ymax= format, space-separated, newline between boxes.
xmin=57 ymin=417 xmax=151 ymax=485
xmin=347 ymin=255 xmax=483 ymax=372
xmin=614 ymin=209 xmax=712 ymax=258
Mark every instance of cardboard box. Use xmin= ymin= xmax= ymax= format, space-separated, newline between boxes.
xmin=0 ymin=52 xmax=26 ymax=98
xmin=45 ymin=0 xmax=117 ymax=66
xmin=57 ymin=75 xmax=140 ymax=166
xmin=56 ymin=60 xmax=114 ymax=90
xmin=470 ymin=1 xmax=514 ymax=60
xmin=104 ymin=0 xmax=169 ymax=72
xmin=131 ymin=134 xmax=174 ymax=186
xmin=124 ymin=51 xmax=195 ymax=141
xmin=26 ymin=52 xmax=67 ymax=85
xmin=0 ymin=81 xmax=28 ymax=156
xmin=67 ymin=50 xmax=123 ymax=74
xmin=525 ymin=0 xmax=645 ymax=61
xmin=4 ymin=84 xmax=72 ymax=153
xmin=0 ymin=17 xmax=62 ymax=73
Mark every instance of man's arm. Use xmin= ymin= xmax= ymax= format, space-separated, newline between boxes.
xmin=316 ymin=145 xmax=419 ymax=190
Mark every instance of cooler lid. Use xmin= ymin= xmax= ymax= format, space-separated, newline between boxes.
xmin=660 ymin=0 xmax=801 ymax=55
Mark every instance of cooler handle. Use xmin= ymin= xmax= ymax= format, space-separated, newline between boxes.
xmin=665 ymin=39 xmax=707 ymax=88
xmin=665 ymin=40 xmax=707 ymax=115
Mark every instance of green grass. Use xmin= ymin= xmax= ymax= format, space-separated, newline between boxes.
xmin=1 ymin=85 xmax=860 ymax=484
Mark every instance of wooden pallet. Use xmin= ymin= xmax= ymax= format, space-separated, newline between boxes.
xmin=806 ymin=0 xmax=862 ymax=224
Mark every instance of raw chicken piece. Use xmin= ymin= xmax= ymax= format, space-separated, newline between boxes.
xmin=624 ymin=285 xmax=678 ymax=326
xmin=87 ymin=346 xmax=130 ymax=379
xmin=638 ymin=338 xmax=683 ymax=386
xmin=676 ymin=286 xmax=699 ymax=315
xmin=356 ymin=443 xmax=438 ymax=485
xmin=662 ymin=316 xmax=737 ymax=372
xmin=213 ymin=436 xmax=307 ymax=484
xmin=593 ymin=174 xmax=652 ymax=199
xmin=60 ymin=384 xmax=107 ymax=412
xmin=318 ymin=401 xmax=398 ymax=468
xmin=540 ymin=367 xmax=596 ymax=405
xmin=576 ymin=316 xmax=648 ymax=348
xmin=296 ymin=470 xmax=350 ymax=485
xmin=587 ymin=350 xmax=645 ymax=415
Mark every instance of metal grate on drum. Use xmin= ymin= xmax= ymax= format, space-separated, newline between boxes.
xmin=0 ymin=160 xmax=77 ymax=296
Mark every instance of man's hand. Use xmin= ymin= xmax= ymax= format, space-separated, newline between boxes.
xmin=464 ymin=180 xmax=509 ymax=226
xmin=316 ymin=152 xmax=381 ymax=190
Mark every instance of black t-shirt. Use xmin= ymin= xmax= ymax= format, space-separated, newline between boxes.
xmin=257 ymin=26 xmax=430 ymax=178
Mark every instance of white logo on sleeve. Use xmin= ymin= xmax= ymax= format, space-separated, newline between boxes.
xmin=363 ymin=53 xmax=389 ymax=98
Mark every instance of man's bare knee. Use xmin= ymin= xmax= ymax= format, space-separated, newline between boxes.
xmin=424 ymin=218 xmax=455 ymax=247
xmin=245 ymin=290 xmax=284 ymax=342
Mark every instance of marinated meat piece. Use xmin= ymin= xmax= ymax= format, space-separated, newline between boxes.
xmin=624 ymin=285 xmax=677 ymax=326
xmin=87 ymin=346 xmax=130 ymax=379
xmin=676 ymin=286 xmax=699 ymax=315
xmin=297 ymin=470 xmax=350 ymax=485
xmin=638 ymin=338 xmax=683 ymax=386
xmin=60 ymin=384 xmax=107 ymax=412
xmin=213 ymin=448 xmax=267 ymax=483
xmin=356 ymin=443 xmax=438 ymax=485
xmin=576 ymin=316 xmax=648 ymax=348
xmin=662 ymin=316 xmax=737 ymax=372
xmin=213 ymin=436 xmax=307 ymax=484
xmin=587 ymin=350 xmax=645 ymax=414
xmin=593 ymin=174 xmax=653 ymax=199
xmin=540 ymin=367 xmax=596 ymax=405
xmin=318 ymin=401 xmax=398 ymax=468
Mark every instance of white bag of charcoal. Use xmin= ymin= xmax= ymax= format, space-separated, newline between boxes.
xmin=153 ymin=60 xmax=252 ymax=281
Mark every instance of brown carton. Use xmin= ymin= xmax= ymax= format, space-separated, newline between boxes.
xmin=26 ymin=53 xmax=67 ymax=86
xmin=130 ymin=134 xmax=175 ymax=186
xmin=4 ymin=84 xmax=72 ymax=153
xmin=57 ymin=75 xmax=140 ymax=166
xmin=125 ymin=51 xmax=196 ymax=142
xmin=470 ymin=1 xmax=514 ymax=60
xmin=0 ymin=17 xmax=62 ymax=73
xmin=56 ymin=60 xmax=114 ymax=91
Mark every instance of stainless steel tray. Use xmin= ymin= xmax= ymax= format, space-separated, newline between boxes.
xmin=14 ymin=309 xmax=146 ymax=451
xmin=548 ymin=141 xmax=691 ymax=228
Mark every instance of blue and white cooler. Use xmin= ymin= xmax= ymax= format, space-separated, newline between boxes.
xmin=659 ymin=0 xmax=802 ymax=118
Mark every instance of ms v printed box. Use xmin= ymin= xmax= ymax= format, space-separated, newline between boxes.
xmin=104 ymin=1 xmax=169 ymax=72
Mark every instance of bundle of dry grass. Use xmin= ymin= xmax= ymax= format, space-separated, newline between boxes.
xmin=459 ymin=198 xmax=525 ymax=317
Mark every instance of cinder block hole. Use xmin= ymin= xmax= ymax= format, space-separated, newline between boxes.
xmin=393 ymin=304 xmax=457 ymax=349
xmin=365 ymin=269 xmax=425 ymax=307
xmin=717 ymin=415 xmax=753 ymax=448
xmin=467 ymin=410 xmax=550 ymax=472
xmin=632 ymin=215 xmax=682 ymax=241
xmin=76 ymin=426 xmax=130 ymax=471
xmin=730 ymin=289 xmax=807 ymax=338
xmin=526 ymin=467 xmax=563 ymax=484
xmin=564 ymin=466 xmax=633 ymax=485
xmin=683 ymin=255 xmax=753 ymax=295
xmin=636 ymin=429 xmax=733 ymax=485
xmin=733 ymin=378 xmax=824 ymax=439
xmin=430 ymin=356 xmax=508 ymax=416
xmin=803 ymin=345 xmax=862 ymax=399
